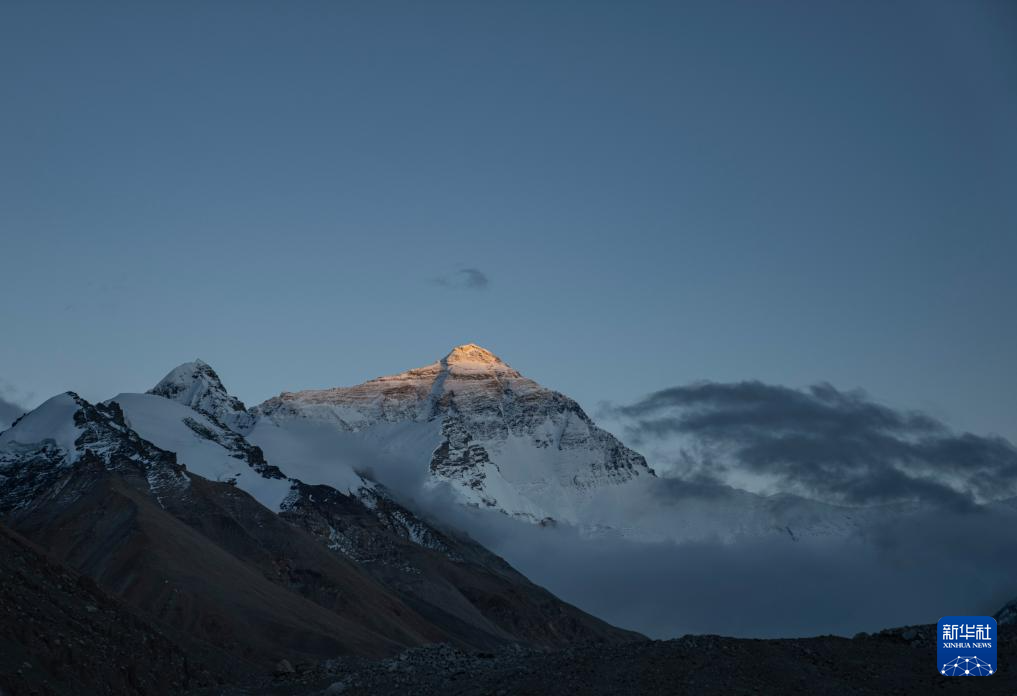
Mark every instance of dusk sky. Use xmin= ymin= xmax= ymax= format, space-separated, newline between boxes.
xmin=2 ymin=1 xmax=1015 ymax=442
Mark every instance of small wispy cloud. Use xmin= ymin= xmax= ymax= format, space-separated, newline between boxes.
xmin=432 ymin=267 xmax=490 ymax=291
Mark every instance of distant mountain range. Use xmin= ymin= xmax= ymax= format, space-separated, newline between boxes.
xmin=2 ymin=343 xmax=1014 ymax=692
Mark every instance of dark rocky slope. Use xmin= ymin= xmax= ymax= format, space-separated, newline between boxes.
xmin=0 ymin=523 xmax=235 ymax=696
xmin=281 ymin=481 xmax=641 ymax=649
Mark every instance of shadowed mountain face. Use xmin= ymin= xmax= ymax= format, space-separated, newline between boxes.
xmin=278 ymin=480 xmax=637 ymax=649
xmin=0 ymin=522 xmax=232 ymax=696
xmin=0 ymin=369 xmax=640 ymax=681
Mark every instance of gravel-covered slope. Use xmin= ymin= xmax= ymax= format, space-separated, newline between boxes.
xmin=241 ymin=625 xmax=1017 ymax=695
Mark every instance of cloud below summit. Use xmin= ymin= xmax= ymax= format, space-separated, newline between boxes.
xmin=449 ymin=500 xmax=1017 ymax=639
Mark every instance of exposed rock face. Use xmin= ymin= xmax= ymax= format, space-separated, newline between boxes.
xmin=0 ymin=392 xmax=189 ymax=516
xmin=253 ymin=344 xmax=654 ymax=523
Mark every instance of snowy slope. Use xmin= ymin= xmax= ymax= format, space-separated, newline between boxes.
xmin=144 ymin=359 xmax=380 ymax=500
xmin=0 ymin=393 xmax=83 ymax=465
xmin=112 ymin=392 xmax=294 ymax=511
xmin=140 ymin=361 xmax=467 ymax=552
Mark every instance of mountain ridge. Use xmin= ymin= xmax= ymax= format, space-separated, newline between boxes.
xmin=139 ymin=346 xmax=885 ymax=544
xmin=0 ymin=359 xmax=641 ymax=679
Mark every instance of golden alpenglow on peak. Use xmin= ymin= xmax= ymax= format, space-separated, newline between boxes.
xmin=444 ymin=343 xmax=504 ymax=365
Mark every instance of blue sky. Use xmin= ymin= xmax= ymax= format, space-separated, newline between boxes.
xmin=1 ymin=0 xmax=1015 ymax=440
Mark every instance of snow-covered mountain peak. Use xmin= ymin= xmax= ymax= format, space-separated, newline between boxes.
xmin=251 ymin=345 xmax=654 ymax=524
xmin=438 ymin=343 xmax=522 ymax=380
xmin=149 ymin=359 xmax=251 ymax=428
xmin=150 ymin=359 xmax=232 ymax=404
xmin=444 ymin=343 xmax=505 ymax=367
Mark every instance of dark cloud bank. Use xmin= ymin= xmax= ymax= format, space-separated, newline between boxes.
xmin=363 ymin=380 xmax=1017 ymax=640
xmin=610 ymin=381 xmax=1017 ymax=508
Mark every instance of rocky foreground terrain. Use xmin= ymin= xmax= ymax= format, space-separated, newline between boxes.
xmin=196 ymin=625 xmax=1015 ymax=696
